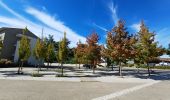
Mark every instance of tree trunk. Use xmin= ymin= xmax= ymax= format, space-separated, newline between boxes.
xmin=147 ymin=63 xmax=150 ymax=76
xmin=112 ymin=65 xmax=114 ymax=71
xmin=47 ymin=62 xmax=49 ymax=70
xmin=93 ymin=65 xmax=95 ymax=74
xmin=18 ymin=61 xmax=21 ymax=74
xmin=118 ymin=65 xmax=120 ymax=74
xmin=20 ymin=61 xmax=24 ymax=74
xmin=119 ymin=62 xmax=122 ymax=76
xmin=137 ymin=64 xmax=140 ymax=74
xmin=79 ymin=63 xmax=80 ymax=69
xmin=61 ymin=63 xmax=64 ymax=76
xmin=37 ymin=64 xmax=40 ymax=73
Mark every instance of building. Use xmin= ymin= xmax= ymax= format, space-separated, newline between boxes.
xmin=156 ymin=54 xmax=170 ymax=66
xmin=0 ymin=27 xmax=39 ymax=65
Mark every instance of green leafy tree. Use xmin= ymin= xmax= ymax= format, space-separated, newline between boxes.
xmin=33 ymin=39 xmax=46 ymax=73
xmin=45 ymin=43 xmax=55 ymax=69
xmin=18 ymin=27 xmax=31 ymax=74
xmin=137 ymin=21 xmax=164 ymax=76
xmin=58 ymin=32 xmax=68 ymax=76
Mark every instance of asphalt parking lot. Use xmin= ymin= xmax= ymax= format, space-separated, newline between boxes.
xmin=0 ymin=80 xmax=140 ymax=100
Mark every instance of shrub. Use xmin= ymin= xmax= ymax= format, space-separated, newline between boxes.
xmin=31 ymin=72 xmax=43 ymax=77
xmin=5 ymin=60 xmax=12 ymax=65
xmin=0 ymin=59 xmax=17 ymax=67
xmin=0 ymin=59 xmax=7 ymax=64
xmin=128 ymin=64 xmax=134 ymax=67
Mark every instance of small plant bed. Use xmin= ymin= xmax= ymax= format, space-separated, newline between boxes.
xmin=56 ymin=74 xmax=66 ymax=77
xmin=31 ymin=72 xmax=43 ymax=77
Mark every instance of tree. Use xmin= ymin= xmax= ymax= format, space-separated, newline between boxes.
xmin=86 ymin=32 xmax=101 ymax=74
xmin=58 ymin=32 xmax=68 ymax=76
xmin=0 ymin=37 xmax=3 ymax=56
xmin=18 ymin=27 xmax=31 ymax=74
xmin=137 ymin=21 xmax=164 ymax=76
xmin=75 ymin=40 xmax=88 ymax=69
xmin=101 ymin=45 xmax=113 ymax=69
xmin=45 ymin=43 xmax=55 ymax=69
xmin=33 ymin=39 xmax=46 ymax=73
xmin=106 ymin=20 xmax=136 ymax=76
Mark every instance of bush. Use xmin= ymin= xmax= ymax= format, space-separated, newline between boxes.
xmin=128 ymin=64 xmax=134 ymax=67
xmin=5 ymin=60 xmax=12 ymax=65
xmin=0 ymin=59 xmax=16 ymax=67
xmin=31 ymin=72 xmax=43 ymax=77
xmin=56 ymin=74 xmax=65 ymax=77
xmin=0 ymin=59 xmax=7 ymax=64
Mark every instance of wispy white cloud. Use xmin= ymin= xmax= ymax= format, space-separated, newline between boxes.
xmin=25 ymin=7 xmax=86 ymax=45
xmin=155 ymin=28 xmax=170 ymax=48
xmin=0 ymin=1 xmax=85 ymax=47
xmin=93 ymin=23 xmax=108 ymax=32
xmin=130 ymin=22 xmax=141 ymax=32
xmin=108 ymin=0 xmax=119 ymax=25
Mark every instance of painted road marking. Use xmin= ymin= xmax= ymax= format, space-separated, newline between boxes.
xmin=92 ymin=81 xmax=160 ymax=100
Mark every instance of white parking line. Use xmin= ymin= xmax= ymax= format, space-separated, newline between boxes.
xmin=92 ymin=81 xmax=160 ymax=100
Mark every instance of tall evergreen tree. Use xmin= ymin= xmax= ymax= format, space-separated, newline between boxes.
xmin=18 ymin=27 xmax=31 ymax=74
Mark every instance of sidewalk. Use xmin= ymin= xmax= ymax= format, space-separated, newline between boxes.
xmin=0 ymin=67 xmax=159 ymax=83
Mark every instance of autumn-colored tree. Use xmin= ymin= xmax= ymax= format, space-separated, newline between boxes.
xmin=101 ymin=45 xmax=113 ymax=69
xmin=58 ymin=32 xmax=68 ymax=76
xmin=137 ymin=21 xmax=164 ymax=76
xmin=18 ymin=27 xmax=31 ymax=74
xmin=75 ymin=40 xmax=88 ymax=69
xmin=106 ymin=20 xmax=136 ymax=76
xmin=33 ymin=39 xmax=46 ymax=73
xmin=86 ymin=32 xmax=101 ymax=74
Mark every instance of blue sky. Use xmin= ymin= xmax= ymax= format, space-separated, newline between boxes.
xmin=0 ymin=0 xmax=170 ymax=47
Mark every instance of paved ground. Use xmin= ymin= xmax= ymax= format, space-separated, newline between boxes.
xmin=0 ymin=66 xmax=170 ymax=100
xmin=0 ymin=79 xmax=140 ymax=100
xmin=114 ymin=81 xmax=170 ymax=100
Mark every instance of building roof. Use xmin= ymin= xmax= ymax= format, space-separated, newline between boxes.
xmin=0 ymin=27 xmax=38 ymax=39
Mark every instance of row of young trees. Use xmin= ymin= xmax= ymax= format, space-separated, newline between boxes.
xmin=18 ymin=27 xmax=65 ymax=74
xmin=75 ymin=20 xmax=165 ymax=76
xmin=18 ymin=20 xmax=165 ymax=76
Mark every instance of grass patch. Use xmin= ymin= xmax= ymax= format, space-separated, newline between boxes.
xmin=31 ymin=72 xmax=43 ymax=77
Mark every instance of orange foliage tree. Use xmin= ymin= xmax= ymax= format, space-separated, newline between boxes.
xmin=86 ymin=32 xmax=101 ymax=74
xmin=106 ymin=20 xmax=136 ymax=76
